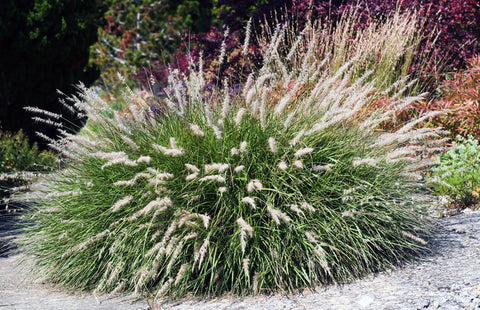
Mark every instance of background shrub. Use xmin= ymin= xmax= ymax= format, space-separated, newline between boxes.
xmin=415 ymin=55 xmax=480 ymax=140
xmin=429 ymin=135 xmax=480 ymax=209
xmin=0 ymin=0 xmax=100 ymax=146
xmin=0 ymin=129 xmax=56 ymax=205
xmin=91 ymin=0 xmax=215 ymax=92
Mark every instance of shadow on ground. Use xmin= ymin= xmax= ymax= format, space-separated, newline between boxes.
xmin=0 ymin=200 xmax=28 ymax=257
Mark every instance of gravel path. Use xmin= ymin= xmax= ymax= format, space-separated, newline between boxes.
xmin=1 ymin=204 xmax=479 ymax=310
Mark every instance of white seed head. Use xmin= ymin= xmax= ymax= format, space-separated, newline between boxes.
xmin=267 ymin=205 xmax=291 ymax=225
xmin=294 ymin=147 xmax=314 ymax=158
xmin=199 ymin=175 xmax=226 ymax=183
xmin=293 ymin=160 xmax=303 ymax=169
xmin=153 ymin=143 xmax=184 ymax=156
xmin=289 ymin=204 xmax=305 ymax=216
xmin=155 ymin=278 xmax=173 ymax=299
xmin=136 ymin=156 xmax=151 ymax=164
xmin=341 ymin=210 xmax=355 ymax=218
xmin=300 ymin=202 xmax=316 ymax=212
xmin=247 ymin=179 xmax=263 ymax=193
xmin=290 ymin=129 xmax=305 ymax=146
xmin=239 ymin=141 xmax=248 ymax=153
xmin=236 ymin=217 xmax=254 ymax=237
xmin=234 ymin=165 xmax=245 ymax=173
xmin=185 ymin=163 xmax=200 ymax=173
xmin=186 ymin=173 xmax=199 ymax=181
xmin=111 ymin=195 xmax=133 ymax=212
xmin=129 ymin=197 xmax=172 ymax=222
xmin=278 ymin=161 xmax=288 ymax=170
xmin=194 ymin=235 xmax=210 ymax=269
xmin=305 ymin=231 xmax=318 ymax=243
xmin=242 ymin=258 xmax=250 ymax=278
xmin=235 ymin=108 xmax=247 ymax=126
xmin=268 ymin=137 xmax=278 ymax=153
xmin=312 ymin=164 xmax=334 ymax=172
xmin=242 ymin=17 xmax=252 ymax=55
xmin=241 ymin=196 xmax=256 ymax=209
xmin=190 ymin=124 xmax=205 ymax=137
xmin=205 ymin=163 xmax=230 ymax=173
xmin=253 ymin=272 xmax=259 ymax=293
xmin=174 ymin=263 xmax=189 ymax=286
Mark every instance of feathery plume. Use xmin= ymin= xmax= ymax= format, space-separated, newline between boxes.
xmin=155 ymin=278 xmax=173 ymax=300
xmin=300 ymin=202 xmax=316 ymax=212
xmin=239 ymin=141 xmax=248 ymax=153
xmin=401 ymin=230 xmax=427 ymax=245
xmin=234 ymin=165 xmax=245 ymax=173
xmin=268 ymin=137 xmax=278 ymax=153
xmin=174 ymin=263 xmax=189 ymax=286
xmin=236 ymin=217 xmax=254 ymax=237
xmin=352 ymin=157 xmax=379 ymax=167
xmin=186 ymin=173 xmax=198 ymax=181
xmin=190 ymin=124 xmax=205 ymax=137
xmin=32 ymin=116 xmax=64 ymax=128
xmin=185 ymin=163 xmax=200 ymax=173
xmin=166 ymin=240 xmax=185 ymax=275
xmin=242 ymin=258 xmax=250 ymax=278
xmin=24 ymin=106 xmax=62 ymax=119
xmin=218 ymin=27 xmax=229 ymax=66
xmin=290 ymin=129 xmax=305 ymax=146
xmin=289 ymin=204 xmax=305 ymax=216
xmin=252 ymin=272 xmax=259 ymax=293
xmin=153 ymin=138 xmax=184 ymax=156
xmin=204 ymin=163 xmax=230 ymax=173
xmin=194 ymin=235 xmax=210 ymax=269
xmin=278 ymin=161 xmax=288 ymax=170
xmin=294 ymin=147 xmax=314 ymax=158
xmin=129 ymin=197 xmax=172 ymax=222
xmin=242 ymin=18 xmax=252 ymax=55
xmin=62 ymin=229 xmax=110 ymax=258
xmin=293 ymin=160 xmax=303 ymax=169
xmin=241 ymin=196 xmax=256 ymax=209
xmin=199 ymin=175 xmax=226 ymax=183
xmin=247 ymin=179 xmax=263 ymax=193
xmin=341 ymin=210 xmax=355 ymax=218
xmin=111 ymin=195 xmax=133 ymax=212
xmin=222 ymin=79 xmax=230 ymax=118
xmin=235 ymin=108 xmax=246 ymax=126
xmin=267 ymin=205 xmax=291 ymax=225
xmin=136 ymin=156 xmax=151 ymax=164
xmin=312 ymin=164 xmax=334 ymax=172
xmin=113 ymin=172 xmax=151 ymax=186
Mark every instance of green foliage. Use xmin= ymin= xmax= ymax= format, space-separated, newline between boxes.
xmin=430 ymin=135 xmax=480 ymax=209
xmin=0 ymin=0 xmax=100 ymax=144
xmin=0 ymin=129 xmax=56 ymax=200
xmin=0 ymin=130 xmax=56 ymax=173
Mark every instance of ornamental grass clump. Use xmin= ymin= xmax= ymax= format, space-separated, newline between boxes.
xmin=25 ymin=18 xmax=446 ymax=300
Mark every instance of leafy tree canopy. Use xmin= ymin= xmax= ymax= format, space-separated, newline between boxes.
xmin=0 ymin=0 xmax=101 ymax=146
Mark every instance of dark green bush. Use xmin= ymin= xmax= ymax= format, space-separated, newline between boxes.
xmin=0 ymin=0 xmax=100 ymax=145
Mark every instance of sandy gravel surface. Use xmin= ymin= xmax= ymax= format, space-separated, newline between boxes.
xmin=1 ymin=203 xmax=479 ymax=310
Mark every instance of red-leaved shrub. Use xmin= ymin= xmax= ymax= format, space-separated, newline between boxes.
xmin=415 ymin=55 xmax=480 ymax=139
